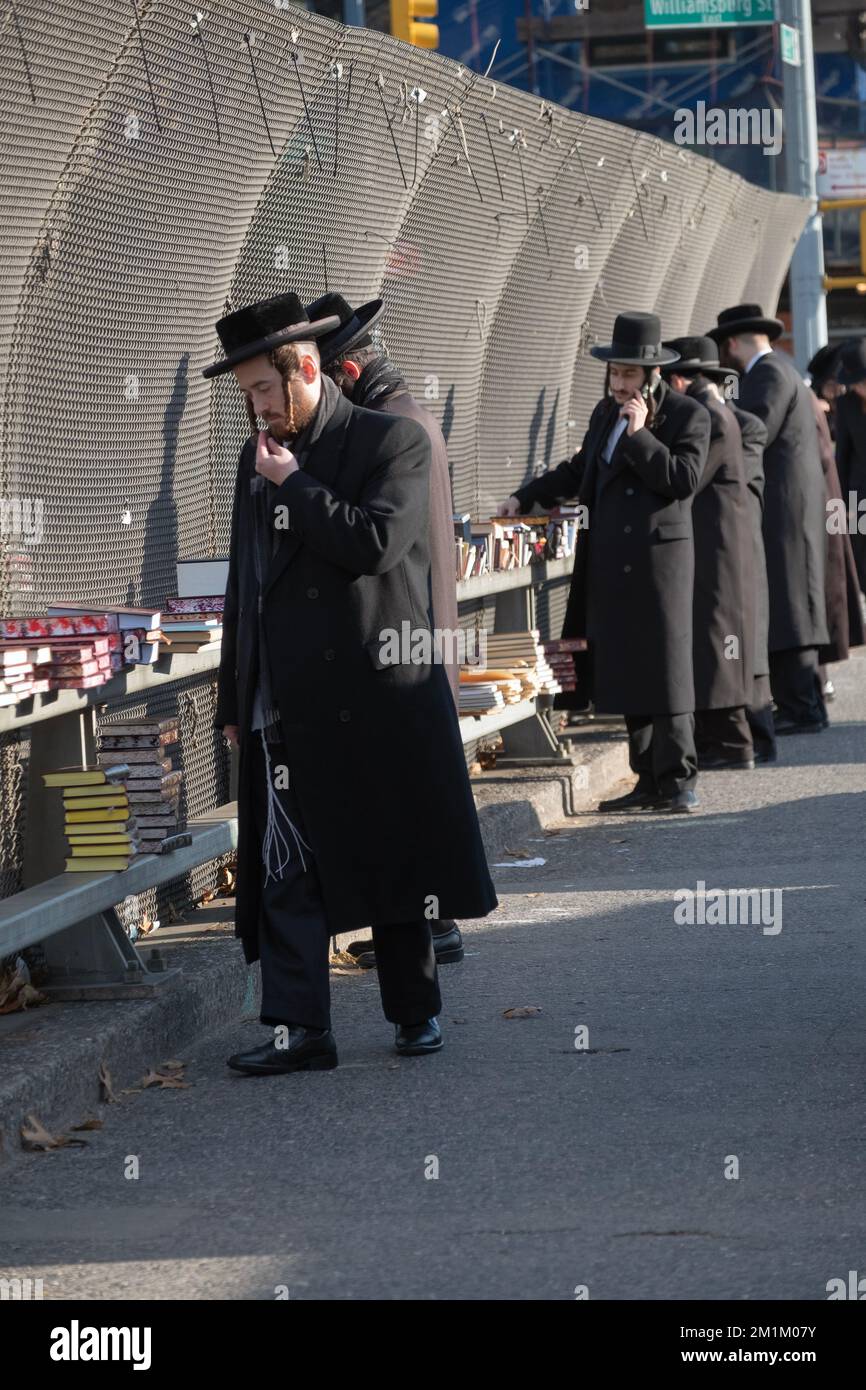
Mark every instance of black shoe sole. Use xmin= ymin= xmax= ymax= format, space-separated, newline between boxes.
xmin=395 ymin=1040 xmax=443 ymax=1056
xmin=227 ymin=1052 xmax=338 ymax=1074
xmin=775 ymin=723 xmax=828 ymax=736
xmin=699 ymin=760 xmax=755 ymax=771
xmin=347 ymin=945 xmax=464 ymax=968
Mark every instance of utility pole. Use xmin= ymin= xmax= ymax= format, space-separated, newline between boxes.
xmin=779 ymin=0 xmax=828 ymax=368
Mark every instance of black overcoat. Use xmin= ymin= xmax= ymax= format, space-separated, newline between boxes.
xmin=727 ymin=401 xmax=770 ymax=684
xmin=214 ymin=388 xmax=498 ymax=964
xmin=811 ymin=393 xmax=865 ymax=662
xmin=513 ymin=378 xmax=710 ymax=715
xmin=835 ymin=388 xmax=866 ymax=597
xmin=737 ymin=351 xmax=829 ymax=651
xmin=686 ymin=382 xmax=756 ymax=710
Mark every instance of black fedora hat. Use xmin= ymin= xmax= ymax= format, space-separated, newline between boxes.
xmin=201 ymin=292 xmax=341 ymax=379
xmin=707 ymin=303 xmax=784 ymax=344
xmin=661 ymin=335 xmax=739 ymax=383
xmin=305 ymin=293 xmax=385 ymax=366
xmin=837 ymin=336 xmax=866 ymax=386
xmin=590 ymin=311 xmax=679 ymax=366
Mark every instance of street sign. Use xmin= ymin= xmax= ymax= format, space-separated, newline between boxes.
xmin=644 ymin=0 xmax=775 ymax=28
xmin=780 ymin=22 xmax=801 ymax=65
xmin=817 ymin=146 xmax=866 ymax=199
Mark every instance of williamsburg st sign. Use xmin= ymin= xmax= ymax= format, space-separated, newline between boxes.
xmin=645 ymin=0 xmax=775 ymax=28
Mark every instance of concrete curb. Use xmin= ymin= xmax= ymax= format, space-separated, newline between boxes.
xmin=0 ymin=726 xmax=629 ymax=1166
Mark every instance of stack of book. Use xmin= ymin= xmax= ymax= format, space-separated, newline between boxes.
xmin=0 ymin=614 xmax=123 ymax=694
xmin=458 ymin=681 xmax=506 ymax=716
xmin=0 ymin=644 xmax=45 ymax=705
xmin=475 ymin=631 xmax=562 ymax=699
xmin=96 ymin=717 xmax=183 ymax=852
xmin=540 ymin=637 xmax=585 ymax=693
xmin=48 ymin=604 xmax=162 ymax=665
xmin=159 ymin=558 xmax=226 ymax=654
xmin=42 ymin=763 xmax=138 ymax=872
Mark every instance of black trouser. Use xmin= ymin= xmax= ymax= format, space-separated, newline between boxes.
xmin=769 ymin=647 xmax=827 ymax=726
xmin=746 ymin=674 xmax=776 ymax=759
xmin=623 ymin=712 xmax=697 ymax=797
xmin=247 ymin=729 xmax=441 ymax=1031
xmin=694 ymin=706 xmax=753 ymax=764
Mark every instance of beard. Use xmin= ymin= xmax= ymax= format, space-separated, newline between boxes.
xmin=269 ymin=378 xmax=320 ymax=442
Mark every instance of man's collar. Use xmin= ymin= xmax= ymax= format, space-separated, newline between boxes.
xmin=745 ymin=345 xmax=773 ymax=374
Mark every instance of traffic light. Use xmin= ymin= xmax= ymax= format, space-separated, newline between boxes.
xmin=390 ymin=0 xmax=439 ymax=50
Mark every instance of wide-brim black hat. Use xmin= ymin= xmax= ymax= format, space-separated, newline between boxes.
xmin=661 ymin=335 xmax=739 ymax=382
xmin=306 ymin=293 xmax=385 ymax=366
xmin=202 ymin=292 xmax=341 ymax=379
xmin=590 ymin=311 xmax=679 ymax=366
xmin=837 ymin=336 xmax=866 ymax=386
xmin=707 ymin=303 xmax=784 ymax=344
xmin=806 ymin=343 xmax=842 ymax=384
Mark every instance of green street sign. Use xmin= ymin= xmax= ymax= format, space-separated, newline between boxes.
xmin=780 ymin=21 xmax=801 ymax=64
xmin=645 ymin=0 xmax=775 ymax=27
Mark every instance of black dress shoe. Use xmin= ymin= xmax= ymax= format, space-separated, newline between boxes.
xmin=652 ymin=788 xmax=699 ymax=813
xmin=597 ymin=784 xmax=660 ymax=812
xmin=227 ymin=1027 xmax=338 ymax=1074
xmin=774 ymin=717 xmax=828 ymax=736
xmin=395 ymin=1018 xmax=442 ymax=1055
xmin=754 ymin=745 xmax=777 ymax=763
xmin=346 ymin=924 xmax=464 ymax=968
xmin=699 ymin=756 xmax=755 ymax=770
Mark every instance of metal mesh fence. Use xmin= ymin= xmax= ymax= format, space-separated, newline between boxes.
xmin=1 ymin=2 xmax=808 ymax=906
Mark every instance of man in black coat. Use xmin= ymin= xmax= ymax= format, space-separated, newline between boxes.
xmin=501 ymin=311 xmax=710 ymax=813
xmin=835 ymin=337 xmax=866 ymax=599
xmin=709 ymin=304 xmax=829 ymax=735
xmin=304 ymin=291 xmax=464 ymax=969
xmin=662 ymin=337 xmax=756 ymax=770
xmin=203 ymin=293 xmax=498 ymax=1074
xmin=726 ymin=400 xmax=775 ymax=762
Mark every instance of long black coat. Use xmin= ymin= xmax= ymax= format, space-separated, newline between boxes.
xmin=375 ymin=389 xmax=460 ymax=712
xmin=513 ymin=378 xmax=710 ymax=715
xmin=811 ymin=393 xmax=865 ymax=662
xmin=727 ymin=401 xmax=770 ymax=683
xmin=214 ymin=388 xmax=498 ymax=964
xmin=737 ymin=351 xmax=829 ymax=651
xmin=686 ymin=382 xmax=755 ymax=710
xmin=835 ymin=389 xmax=866 ymax=597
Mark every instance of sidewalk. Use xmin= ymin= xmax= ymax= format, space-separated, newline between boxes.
xmin=2 ymin=657 xmax=864 ymax=1299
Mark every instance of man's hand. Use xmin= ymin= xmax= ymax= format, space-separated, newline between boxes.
xmin=223 ymin=724 xmax=239 ymax=748
xmin=620 ymin=389 xmax=649 ymax=436
xmin=255 ymin=429 xmax=299 ymax=486
xmin=499 ymin=495 xmax=523 ymax=517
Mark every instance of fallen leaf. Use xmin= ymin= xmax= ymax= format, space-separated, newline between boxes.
xmin=543 ymin=829 xmax=561 ymax=836
xmin=140 ymin=1069 xmax=191 ymax=1089
xmin=71 ymin=1118 xmax=103 ymax=1131
xmin=503 ymin=846 xmax=532 ymax=858
xmin=98 ymin=1061 xmax=117 ymax=1103
xmin=503 ymin=1006 xmax=542 ymax=1019
xmin=0 ymin=968 xmax=48 ymax=1014
xmin=20 ymin=1114 xmax=88 ymax=1151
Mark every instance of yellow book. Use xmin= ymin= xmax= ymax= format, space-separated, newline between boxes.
xmin=43 ymin=764 xmax=128 ymax=787
xmin=68 ymin=843 xmax=133 ymax=857
xmin=67 ymin=828 xmax=136 ymax=839
xmin=65 ymin=856 xmax=133 ymax=871
xmin=63 ymin=793 xmax=128 ymax=812
xmin=63 ymin=782 xmax=130 ymax=799
xmin=65 ymin=806 xmax=131 ymax=824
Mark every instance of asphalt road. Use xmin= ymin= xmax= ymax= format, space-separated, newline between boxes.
xmin=3 ymin=654 xmax=866 ymax=1300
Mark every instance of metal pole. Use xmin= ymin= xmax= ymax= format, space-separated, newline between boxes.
xmin=343 ymin=0 xmax=365 ymax=25
xmin=779 ymin=0 xmax=827 ymax=368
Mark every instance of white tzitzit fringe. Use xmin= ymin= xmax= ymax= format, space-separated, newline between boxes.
xmin=259 ymin=728 xmax=313 ymax=883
